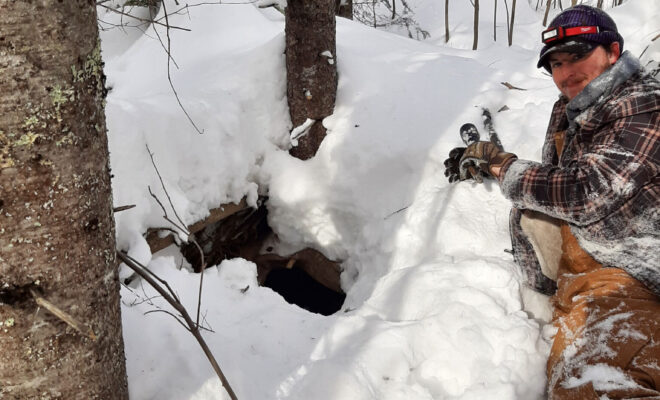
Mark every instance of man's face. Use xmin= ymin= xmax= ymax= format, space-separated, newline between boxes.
xmin=548 ymin=42 xmax=620 ymax=100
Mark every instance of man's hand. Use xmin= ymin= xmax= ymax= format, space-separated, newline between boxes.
xmin=444 ymin=146 xmax=487 ymax=182
xmin=459 ymin=141 xmax=517 ymax=180
xmin=444 ymin=147 xmax=471 ymax=183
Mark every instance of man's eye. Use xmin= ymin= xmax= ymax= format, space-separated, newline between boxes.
xmin=550 ymin=61 xmax=561 ymax=69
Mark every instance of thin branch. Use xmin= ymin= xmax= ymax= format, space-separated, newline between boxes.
xmin=192 ymin=238 xmax=207 ymax=328
xmin=122 ymin=251 xmax=182 ymax=304
xmin=144 ymin=145 xmax=208 ymax=331
xmin=384 ymin=205 xmax=410 ymax=219
xmin=117 ymin=251 xmax=238 ymax=400
xmin=155 ymin=0 xmax=205 ymax=134
xmin=163 ymin=0 xmax=260 ymax=16
xmin=144 ymin=309 xmax=191 ymax=331
xmin=113 ymin=204 xmax=136 ymax=213
xmin=98 ymin=4 xmax=191 ymax=31
xmin=148 ymin=186 xmax=189 ymax=235
xmin=146 ymin=145 xmax=189 ymax=233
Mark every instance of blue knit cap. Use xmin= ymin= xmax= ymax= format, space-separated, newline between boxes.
xmin=537 ymin=5 xmax=624 ymax=71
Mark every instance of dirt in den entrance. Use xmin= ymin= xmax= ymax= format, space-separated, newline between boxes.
xmin=177 ymin=199 xmax=345 ymax=315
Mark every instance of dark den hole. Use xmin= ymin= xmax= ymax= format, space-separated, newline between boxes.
xmin=263 ymin=267 xmax=345 ymax=316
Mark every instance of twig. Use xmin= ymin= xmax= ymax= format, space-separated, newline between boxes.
xmin=191 ymin=238 xmax=207 ymax=328
xmin=144 ymin=309 xmax=191 ymax=331
xmin=148 ymin=186 xmax=189 ymax=235
xmin=164 ymin=0 xmax=260 ymax=15
xmin=113 ymin=204 xmax=136 ymax=213
xmin=156 ymin=1 xmax=205 ymax=134
xmin=117 ymin=251 xmax=238 ymax=400
xmin=122 ymin=252 xmax=182 ymax=304
xmin=144 ymin=146 xmax=208 ymax=331
xmin=30 ymin=290 xmax=97 ymax=341
xmin=384 ymin=205 xmax=410 ymax=219
xmin=146 ymin=145 xmax=188 ymax=233
xmin=98 ymin=4 xmax=192 ymax=31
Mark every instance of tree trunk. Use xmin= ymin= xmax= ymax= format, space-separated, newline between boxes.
xmin=444 ymin=0 xmax=450 ymax=43
xmin=543 ymin=0 xmax=552 ymax=26
xmin=508 ymin=0 xmax=516 ymax=46
xmin=494 ymin=0 xmax=497 ymax=42
xmin=472 ymin=0 xmax=480 ymax=50
xmin=0 ymin=1 xmax=128 ymax=399
xmin=336 ymin=0 xmax=353 ymax=19
xmin=286 ymin=0 xmax=338 ymax=160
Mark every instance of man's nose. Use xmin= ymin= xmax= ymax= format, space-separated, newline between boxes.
xmin=554 ymin=64 xmax=573 ymax=80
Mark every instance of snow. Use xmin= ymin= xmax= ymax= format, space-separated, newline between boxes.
xmin=564 ymin=363 xmax=642 ymax=392
xmin=97 ymin=0 xmax=660 ymax=398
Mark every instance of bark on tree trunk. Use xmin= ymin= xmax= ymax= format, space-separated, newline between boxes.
xmin=0 ymin=1 xmax=128 ymax=398
xmin=286 ymin=0 xmax=338 ymax=160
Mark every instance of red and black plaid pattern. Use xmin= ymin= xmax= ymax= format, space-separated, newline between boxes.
xmin=504 ymin=71 xmax=660 ymax=296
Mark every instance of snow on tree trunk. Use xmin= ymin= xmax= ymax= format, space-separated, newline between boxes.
xmin=0 ymin=1 xmax=128 ymax=398
xmin=286 ymin=0 xmax=338 ymax=160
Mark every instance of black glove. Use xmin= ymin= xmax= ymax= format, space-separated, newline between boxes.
xmin=444 ymin=146 xmax=484 ymax=183
xmin=459 ymin=141 xmax=517 ymax=180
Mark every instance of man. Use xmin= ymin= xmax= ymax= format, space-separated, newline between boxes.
xmin=445 ymin=5 xmax=660 ymax=399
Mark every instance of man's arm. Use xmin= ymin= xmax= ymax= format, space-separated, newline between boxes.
xmin=498 ymin=113 xmax=659 ymax=226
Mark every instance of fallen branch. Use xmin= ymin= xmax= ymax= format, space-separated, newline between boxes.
xmin=500 ymin=81 xmax=527 ymax=91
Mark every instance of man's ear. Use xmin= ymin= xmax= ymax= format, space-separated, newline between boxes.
xmin=608 ymin=42 xmax=621 ymax=64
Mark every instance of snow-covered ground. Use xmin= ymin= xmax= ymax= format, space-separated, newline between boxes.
xmin=98 ymin=0 xmax=660 ymax=398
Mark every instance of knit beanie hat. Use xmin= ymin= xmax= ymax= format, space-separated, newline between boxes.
xmin=537 ymin=5 xmax=624 ymax=71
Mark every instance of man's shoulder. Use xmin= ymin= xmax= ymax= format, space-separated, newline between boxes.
xmin=616 ymin=71 xmax=660 ymax=98
xmin=602 ymin=72 xmax=660 ymax=119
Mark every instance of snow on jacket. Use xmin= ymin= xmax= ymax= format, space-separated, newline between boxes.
xmin=501 ymin=51 xmax=660 ymax=297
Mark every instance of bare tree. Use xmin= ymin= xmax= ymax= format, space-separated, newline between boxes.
xmin=445 ymin=0 xmax=450 ymax=43
xmin=494 ymin=0 xmax=497 ymax=41
xmin=543 ymin=0 xmax=552 ymax=26
xmin=286 ymin=0 xmax=338 ymax=160
xmin=472 ymin=0 xmax=480 ymax=50
xmin=0 ymin=1 xmax=128 ymax=398
xmin=505 ymin=0 xmax=517 ymax=46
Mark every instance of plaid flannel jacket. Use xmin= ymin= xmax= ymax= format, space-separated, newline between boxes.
xmin=501 ymin=53 xmax=660 ymax=296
